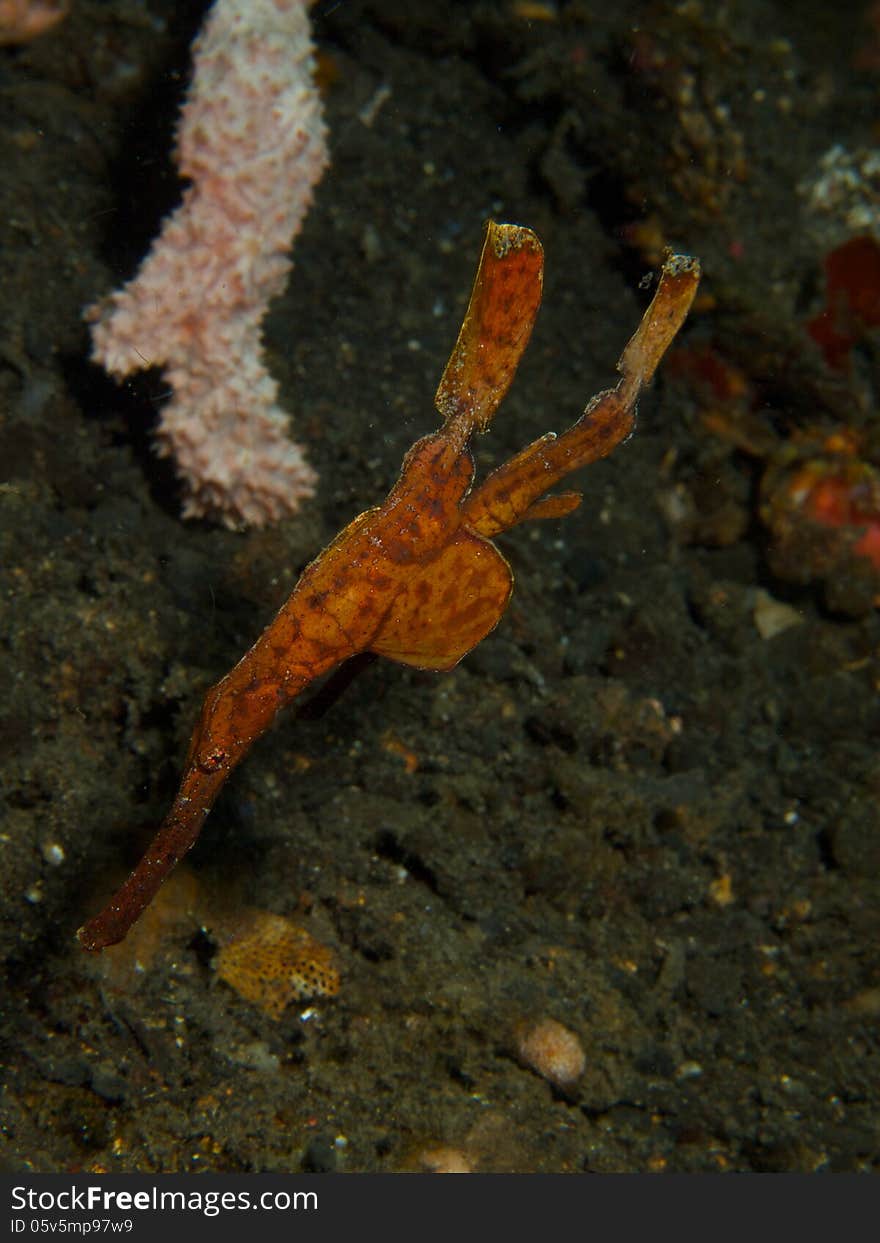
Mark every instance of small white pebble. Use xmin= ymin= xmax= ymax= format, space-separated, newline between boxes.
xmin=416 ymin=1146 xmax=472 ymax=1174
xmin=516 ymin=1017 xmax=585 ymax=1089
xmin=675 ymin=1060 xmax=704 ymax=1081
xmin=41 ymin=841 xmax=65 ymax=866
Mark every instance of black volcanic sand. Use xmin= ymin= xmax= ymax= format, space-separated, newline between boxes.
xmin=0 ymin=0 xmax=877 ymax=1173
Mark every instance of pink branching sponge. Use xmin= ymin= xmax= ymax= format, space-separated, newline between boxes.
xmin=0 ymin=0 xmax=68 ymax=45
xmin=87 ymin=0 xmax=328 ymax=528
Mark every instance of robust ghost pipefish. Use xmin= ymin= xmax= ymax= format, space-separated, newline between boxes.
xmin=78 ymin=222 xmax=700 ymax=951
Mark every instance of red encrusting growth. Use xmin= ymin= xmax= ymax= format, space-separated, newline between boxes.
xmin=807 ymin=235 xmax=880 ymax=370
xmin=778 ymin=458 xmax=880 ymax=571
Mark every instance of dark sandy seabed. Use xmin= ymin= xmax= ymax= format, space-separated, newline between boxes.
xmin=0 ymin=0 xmax=878 ymax=1174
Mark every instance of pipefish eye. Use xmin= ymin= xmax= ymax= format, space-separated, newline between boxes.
xmin=200 ymin=748 xmax=228 ymax=773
